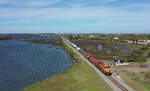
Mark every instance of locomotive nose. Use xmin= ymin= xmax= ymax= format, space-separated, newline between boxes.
xmin=106 ymin=69 xmax=111 ymax=73
xmin=105 ymin=69 xmax=112 ymax=76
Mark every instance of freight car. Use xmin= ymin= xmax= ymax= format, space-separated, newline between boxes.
xmin=85 ymin=53 xmax=94 ymax=60
xmin=70 ymin=43 xmax=77 ymax=48
xmin=80 ymin=50 xmax=87 ymax=56
xmin=85 ymin=54 xmax=112 ymax=76
xmin=67 ymin=40 xmax=81 ymax=51
xmin=76 ymin=47 xmax=81 ymax=51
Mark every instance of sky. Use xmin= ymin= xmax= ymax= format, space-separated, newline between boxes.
xmin=0 ymin=0 xmax=150 ymax=34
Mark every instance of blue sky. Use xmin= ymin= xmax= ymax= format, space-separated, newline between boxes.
xmin=0 ymin=0 xmax=150 ymax=33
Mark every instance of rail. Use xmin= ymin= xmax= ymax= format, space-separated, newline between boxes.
xmin=62 ymin=37 xmax=131 ymax=91
xmin=107 ymin=76 xmax=128 ymax=91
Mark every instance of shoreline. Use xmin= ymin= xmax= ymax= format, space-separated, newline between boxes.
xmin=19 ymin=38 xmax=76 ymax=90
xmin=21 ymin=38 xmax=112 ymax=91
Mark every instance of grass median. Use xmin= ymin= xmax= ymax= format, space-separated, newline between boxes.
xmin=20 ymin=39 xmax=113 ymax=91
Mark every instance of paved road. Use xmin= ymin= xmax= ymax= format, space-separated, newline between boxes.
xmin=63 ymin=38 xmax=134 ymax=91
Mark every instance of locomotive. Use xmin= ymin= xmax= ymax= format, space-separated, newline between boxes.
xmin=85 ymin=54 xmax=112 ymax=76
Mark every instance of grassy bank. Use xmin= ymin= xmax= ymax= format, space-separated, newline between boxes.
xmin=20 ymin=39 xmax=113 ymax=91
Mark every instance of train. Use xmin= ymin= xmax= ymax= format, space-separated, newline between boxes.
xmin=65 ymin=38 xmax=81 ymax=51
xmin=65 ymin=38 xmax=112 ymax=76
xmin=85 ymin=54 xmax=112 ymax=76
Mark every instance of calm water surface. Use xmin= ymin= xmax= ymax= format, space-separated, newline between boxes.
xmin=0 ymin=38 xmax=73 ymax=91
xmin=114 ymin=46 xmax=133 ymax=53
xmin=97 ymin=44 xmax=111 ymax=53
xmin=97 ymin=44 xmax=103 ymax=51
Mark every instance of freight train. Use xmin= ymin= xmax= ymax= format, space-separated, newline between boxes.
xmin=64 ymin=38 xmax=112 ymax=76
xmin=85 ymin=54 xmax=112 ymax=76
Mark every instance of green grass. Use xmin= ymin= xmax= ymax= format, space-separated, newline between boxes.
xmin=121 ymin=71 xmax=150 ymax=91
xmin=20 ymin=39 xmax=113 ymax=91
xmin=147 ymin=58 xmax=150 ymax=62
xmin=138 ymin=80 xmax=150 ymax=91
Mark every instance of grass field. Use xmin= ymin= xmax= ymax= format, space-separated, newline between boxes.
xmin=120 ymin=71 xmax=150 ymax=91
xmin=147 ymin=58 xmax=150 ymax=62
xmin=20 ymin=39 xmax=113 ymax=91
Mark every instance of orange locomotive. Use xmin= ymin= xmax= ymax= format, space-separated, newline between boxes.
xmin=85 ymin=54 xmax=112 ymax=76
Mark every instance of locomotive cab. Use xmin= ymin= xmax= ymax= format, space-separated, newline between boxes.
xmin=104 ymin=65 xmax=112 ymax=76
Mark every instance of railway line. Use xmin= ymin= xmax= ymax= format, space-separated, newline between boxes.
xmin=107 ymin=76 xmax=128 ymax=91
xmin=62 ymin=37 xmax=134 ymax=91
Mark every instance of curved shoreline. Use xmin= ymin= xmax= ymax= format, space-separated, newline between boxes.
xmin=0 ymin=39 xmax=73 ymax=91
xmin=20 ymin=38 xmax=113 ymax=91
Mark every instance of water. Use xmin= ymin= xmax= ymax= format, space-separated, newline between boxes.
xmin=114 ymin=46 xmax=120 ymax=50
xmin=0 ymin=38 xmax=73 ymax=91
xmin=98 ymin=44 xmax=132 ymax=54
xmin=104 ymin=48 xmax=111 ymax=54
xmin=112 ymin=56 xmax=118 ymax=58
xmin=10 ymin=35 xmax=59 ymax=41
xmin=97 ymin=44 xmax=103 ymax=51
xmin=97 ymin=44 xmax=111 ymax=53
xmin=121 ymin=49 xmax=132 ymax=53
xmin=114 ymin=46 xmax=133 ymax=53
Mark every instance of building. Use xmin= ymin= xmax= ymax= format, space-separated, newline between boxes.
xmin=114 ymin=37 xmax=119 ymax=40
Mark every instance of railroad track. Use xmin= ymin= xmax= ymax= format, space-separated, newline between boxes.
xmin=63 ymin=38 xmax=131 ymax=91
xmin=107 ymin=76 xmax=128 ymax=91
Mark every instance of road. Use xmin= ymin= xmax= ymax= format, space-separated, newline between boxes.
xmin=62 ymin=37 xmax=134 ymax=91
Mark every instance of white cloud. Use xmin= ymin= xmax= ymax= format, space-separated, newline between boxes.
xmin=0 ymin=0 xmax=150 ymax=33
xmin=0 ymin=0 xmax=62 ymax=6
xmin=65 ymin=0 xmax=117 ymax=4
xmin=0 ymin=0 xmax=118 ymax=6
xmin=0 ymin=1 xmax=150 ymax=30
xmin=0 ymin=1 xmax=9 ymax=4
xmin=0 ymin=5 xmax=150 ymax=21
xmin=27 ymin=0 xmax=62 ymax=6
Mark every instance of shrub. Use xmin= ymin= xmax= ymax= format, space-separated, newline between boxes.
xmin=144 ymin=72 xmax=150 ymax=79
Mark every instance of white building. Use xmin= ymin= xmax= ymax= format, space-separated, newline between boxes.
xmin=114 ymin=37 xmax=119 ymax=40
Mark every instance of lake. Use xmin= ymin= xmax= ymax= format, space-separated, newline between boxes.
xmin=0 ymin=37 xmax=73 ymax=91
